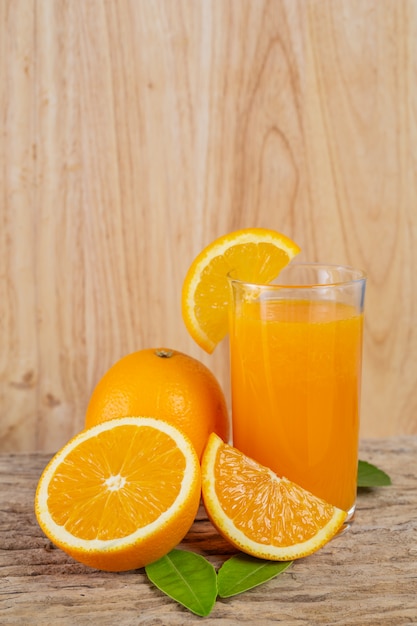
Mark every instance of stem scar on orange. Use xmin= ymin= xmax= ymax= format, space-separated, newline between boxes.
xmin=85 ymin=348 xmax=229 ymax=459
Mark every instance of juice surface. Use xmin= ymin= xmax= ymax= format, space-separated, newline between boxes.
xmin=230 ymin=298 xmax=363 ymax=512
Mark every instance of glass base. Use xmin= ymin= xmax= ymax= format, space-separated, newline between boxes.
xmin=345 ymin=502 xmax=356 ymax=523
xmin=337 ymin=502 xmax=356 ymax=535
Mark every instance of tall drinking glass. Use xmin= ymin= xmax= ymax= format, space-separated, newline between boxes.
xmin=228 ymin=264 xmax=366 ymax=520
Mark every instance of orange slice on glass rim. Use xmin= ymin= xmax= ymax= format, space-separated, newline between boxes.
xmin=35 ymin=417 xmax=201 ymax=572
xmin=201 ymin=433 xmax=347 ymax=561
xmin=181 ymin=228 xmax=300 ymax=353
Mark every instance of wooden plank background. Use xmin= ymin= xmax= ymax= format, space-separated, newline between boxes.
xmin=1 ymin=0 xmax=416 ymax=452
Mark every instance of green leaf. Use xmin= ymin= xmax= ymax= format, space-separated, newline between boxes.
xmin=357 ymin=460 xmax=392 ymax=487
xmin=145 ymin=549 xmax=217 ymax=617
xmin=217 ymin=553 xmax=292 ymax=598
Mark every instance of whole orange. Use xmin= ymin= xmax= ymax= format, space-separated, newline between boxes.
xmin=85 ymin=348 xmax=229 ymax=459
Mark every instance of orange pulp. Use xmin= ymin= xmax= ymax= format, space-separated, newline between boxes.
xmin=230 ymin=298 xmax=363 ymax=513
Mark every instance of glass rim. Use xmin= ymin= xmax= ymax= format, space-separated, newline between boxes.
xmin=228 ymin=262 xmax=367 ymax=290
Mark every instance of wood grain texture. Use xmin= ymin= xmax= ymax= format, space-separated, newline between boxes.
xmin=1 ymin=0 xmax=417 ymax=451
xmin=1 ymin=436 xmax=416 ymax=624
xmin=0 ymin=0 xmax=37 ymax=450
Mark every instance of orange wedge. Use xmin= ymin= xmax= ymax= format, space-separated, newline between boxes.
xmin=181 ymin=228 xmax=300 ymax=352
xmin=201 ymin=433 xmax=347 ymax=561
xmin=35 ymin=417 xmax=201 ymax=572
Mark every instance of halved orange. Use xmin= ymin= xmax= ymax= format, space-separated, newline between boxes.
xmin=201 ymin=433 xmax=347 ymax=561
xmin=181 ymin=228 xmax=300 ymax=352
xmin=35 ymin=417 xmax=201 ymax=572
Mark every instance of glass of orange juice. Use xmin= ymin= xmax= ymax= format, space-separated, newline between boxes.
xmin=228 ymin=263 xmax=366 ymax=520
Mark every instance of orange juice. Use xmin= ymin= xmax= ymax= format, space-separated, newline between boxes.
xmin=230 ymin=298 xmax=363 ymax=513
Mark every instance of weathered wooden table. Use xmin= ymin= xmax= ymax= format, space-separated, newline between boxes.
xmin=1 ymin=436 xmax=416 ymax=625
